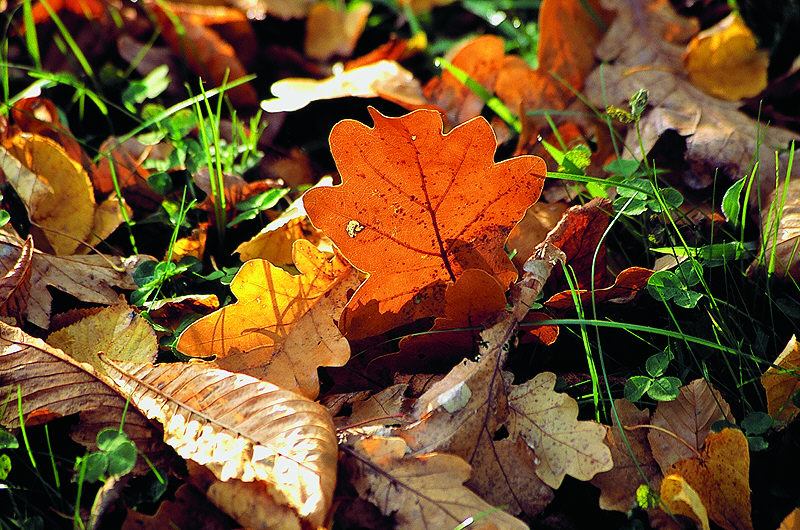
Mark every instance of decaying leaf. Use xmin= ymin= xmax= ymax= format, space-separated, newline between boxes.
xmin=665 ymin=428 xmax=753 ymax=530
xmin=177 ymin=240 xmax=353 ymax=398
xmin=0 ymin=235 xmax=32 ymax=326
xmin=0 ymin=226 xmax=146 ymax=328
xmin=682 ymin=12 xmax=768 ymax=101
xmin=648 ymin=378 xmax=733 ymax=473
xmin=761 ymin=335 xmax=800 ymax=427
xmin=507 ymin=371 xmax=613 ymax=488
xmin=303 ymin=107 xmax=546 ymax=339
xmin=99 ymin=358 xmax=338 ymax=529
xmin=344 ymin=436 xmax=527 ymax=529
xmin=545 ymin=266 xmax=654 ymax=310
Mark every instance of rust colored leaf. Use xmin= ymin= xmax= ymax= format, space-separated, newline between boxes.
xmin=0 ymin=226 xmax=145 ymax=328
xmin=0 ymin=322 xmax=171 ymax=472
xmin=303 ymin=108 xmax=546 ymax=339
xmin=666 ymin=428 xmax=753 ymax=530
xmin=304 ymin=2 xmax=371 ymax=61
xmin=590 ymin=399 xmax=661 ymax=512
xmin=47 ymin=297 xmax=157 ymax=372
xmin=545 ymin=266 xmax=654 ymax=310
xmin=176 ymin=240 xmax=354 ymax=398
xmin=507 ymin=371 xmax=612 ymax=488
xmin=344 ymin=436 xmax=527 ymax=529
xmin=389 ymin=268 xmax=508 ymax=373
xmin=0 ymin=235 xmax=32 ymax=326
xmin=682 ymin=12 xmax=768 ymax=101
xmin=761 ymin=334 xmax=800 ymax=427
xmin=100 ymin=358 xmax=338 ymax=528
xmin=648 ymin=378 xmax=733 ymax=473
xmin=9 ymin=97 xmax=83 ymax=164
xmin=423 ymin=35 xmax=506 ymax=128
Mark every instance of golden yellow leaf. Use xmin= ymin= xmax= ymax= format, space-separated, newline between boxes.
xmin=83 ymin=195 xmax=131 ymax=254
xmin=177 ymin=239 xmax=353 ymax=398
xmin=666 ymin=428 xmax=753 ymax=530
xmin=344 ymin=436 xmax=527 ymax=529
xmin=683 ymin=12 xmax=768 ymax=101
xmin=0 ymin=133 xmax=95 ymax=255
xmin=47 ymin=297 xmax=157 ymax=372
xmin=100 ymin=358 xmax=338 ymax=528
xmin=507 ymin=371 xmax=613 ymax=488
xmin=779 ymin=508 xmax=800 ymax=530
xmin=660 ymin=474 xmax=711 ymax=530
xmin=305 ymin=1 xmax=371 ymax=61
xmin=761 ymin=335 xmax=800 ymax=427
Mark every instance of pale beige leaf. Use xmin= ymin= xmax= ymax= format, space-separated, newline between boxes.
xmin=47 ymin=297 xmax=157 ymax=372
xmin=761 ymin=335 xmax=800 ymax=426
xmin=0 ymin=225 xmax=146 ymax=328
xmin=757 ymin=177 xmax=800 ymax=279
xmin=304 ymin=2 xmax=371 ymax=61
xmin=648 ymin=378 xmax=733 ymax=473
xmin=99 ymin=358 xmax=337 ymax=528
xmin=590 ymin=399 xmax=661 ymax=512
xmin=507 ymin=371 xmax=612 ymax=488
xmin=345 ymin=436 xmax=527 ymax=529
xmin=0 ymin=322 xmax=171 ymax=471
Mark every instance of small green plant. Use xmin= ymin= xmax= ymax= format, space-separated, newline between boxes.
xmin=73 ymin=428 xmax=137 ymax=483
xmin=647 ymin=260 xmax=704 ymax=309
xmin=624 ymin=350 xmax=682 ymax=402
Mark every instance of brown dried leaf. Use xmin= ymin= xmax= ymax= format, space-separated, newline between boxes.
xmin=344 ymin=436 xmax=527 ymax=529
xmin=761 ymin=334 xmax=800 ymax=427
xmin=648 ymin=378 xmax=733 ymax=473
xmin=545 ymin=266 xmax=654 ymax=311
xmin=507 ymin=371 xmax=612 ymax=488
xmin=756 ymin=176 xmax=800 ymax=279
xmin=100 ymin=358 xmax=337 ymax=528
xmin=0 ymin=235 xmax=32 ymax=326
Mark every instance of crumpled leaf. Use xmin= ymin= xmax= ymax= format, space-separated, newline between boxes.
xmin=0 ymin=322 xmax=172 ymax=472
xmin=47 ymin=297 xmax=157 ymax=373
xmin=261 ymin=61 xmax=428 ymax=113
xmin=0 ymin=225 xmax=146 ymax=328
xmin=682 ymin=12 xmax=768 ymax=101
xmin=665 ymin=428 xmax=753 ymax=530
xmin=590 ymin=399 xmax=661 ymax=512
xmin=660 ymin=474 xmax=711 ymax=530
xmin=0 ymin=235 xmax=32 ymax=326
xmin=177 ymin=239 xmax=354 ymax=398
xmin=303 ymin=107 xmax=546 ymax=339
xmin=507 ymin=371 xmax=613 ymax=488
xmin=304 ymin=1 xmax=371 ymax=61
xmin=761 ymin=334 xmax=800 ymax=427
xmin=545 ymin=266 xmax=654 ymax=310
xmin=344 ymin=436 xmax=527 ymax=529
xmin=99 ymin=358 xmax=338 ymax=529
xmin=648 ymin=378 xmax=733 ymax=473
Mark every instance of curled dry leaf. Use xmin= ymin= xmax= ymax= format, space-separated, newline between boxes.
xmin=0 ymin=235 xmax=32 ymax=326
xmin=665 ymin=428 xmax=753 ymax=530
xmin=682 ymin=12 xmax=768 ymax=101
xmin=507 ymin=371 xmax=613 ymax=488
xmin=344 ymin=436 xmax=527 ymax=529
xmin=177 ymin=239 xmax=354 ymax=398
xmin=99 ymin=358 xmax=338 ymax=529
xmin=0 ymin=322 xmax=171 ymax=472
xmin=648 ymin=378 xmax=733 ymax=473
xmin=303 ymin=108 xmax=546 ymax=339
xmin=545 ymin=266 xmax=654 ymax=310
xmin=0 ymin=225 xmax=146 ymax=328
xmin=761 ymin=335 xmax=800 ymax=427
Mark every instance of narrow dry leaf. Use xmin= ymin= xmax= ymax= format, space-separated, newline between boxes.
xmin=545 ymin=266 xmax=654 ymax=310
xmin=590 ymin=399 xmax=661 ymax=512
xmin=666 ymin=428 xmax=752 ymax=530
xmin=648 ymin=378 xmax=733 ymax=473
xmin=682 ymin=12 xmax=768 ymax=101
xmin=99 ymin=358 xmax=338 ymax=529
xmin=304 ymin=2 xmax=371 ymax=61
xmin=507 ymin=371 xmax=613 ymax=488
xmin=761 ymin=335 xmax=800 ymax=426
xmin=261 ymin=61 xmax=428 ymax=113
xmin=47 ymin=297 xmax=157 ymax=372
xmin=177 ymin=240 xmax=353 ymax=398
xmin=0 ymin=235 xmax=32 ymax=326
xmin=0 ymin=225 xmax=146 ymax=328
xmin=0 ymin=133 xmax=96 ymax=255
xmin=660 ymin=474 xmax=711 ymax=530
xmin=344 ymin=436 xmax=527 ymax=529
xmin=0 ymin=322 xmax=171 ymax=471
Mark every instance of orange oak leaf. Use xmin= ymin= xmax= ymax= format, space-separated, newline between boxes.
xmin=302 ymin=108 xmax=546 ymax=340
xmin=176 ymin=239 xmax=355 ymax=398
xmin=665 ymin=428 xmax=753 ymax=530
